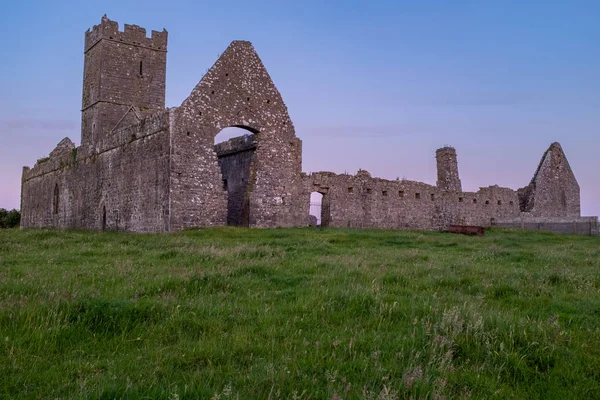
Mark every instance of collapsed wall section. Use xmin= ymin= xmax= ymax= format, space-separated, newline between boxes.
xmin=21 ymin=111 xmax=171 ymax=232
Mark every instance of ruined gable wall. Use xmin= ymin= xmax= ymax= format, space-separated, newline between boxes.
xmin=169 ymin=41 xmax=304 ymax=230
xmin=303 ymin=172 xmax=521 ymax=230
xmin=518 ymin=143 xmax=580 ymax=218
xmin=21 ymin=111 xmax=171 ymax=232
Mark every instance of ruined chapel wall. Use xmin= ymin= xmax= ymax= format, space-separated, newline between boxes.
xmin=21 ymin=111 xmax=171 ymax=232
xmin=304 ymin=172 xmax=521 ymax=230
xmin=168 ymin=41 xmax=304 ymax=230
xmin=518 ymin=143 xmax=580 ymax=218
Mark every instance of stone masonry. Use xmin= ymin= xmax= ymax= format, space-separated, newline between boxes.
xmin=20 ymin=16 xmax=592 ymax=233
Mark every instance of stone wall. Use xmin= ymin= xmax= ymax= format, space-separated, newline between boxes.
xmin=168 ymin=40 xmax=304 ymax=231
xmin=304 ymin=170 xmax=521 ymax=230
xmin=21 ymin=111 xmax=171 ymax=232
xmin=495 ymin=216 xmax=598 ymax=236
xmin=518 ymin=142 xmax=580 ymax=217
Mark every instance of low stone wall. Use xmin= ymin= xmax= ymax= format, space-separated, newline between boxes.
xmin=304 ymin=170 xmax=522 ymax=230
xmin=494 ymin=216 xmax=599 ymax=236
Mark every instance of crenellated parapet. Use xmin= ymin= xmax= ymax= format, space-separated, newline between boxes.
xmin=84 ymin=14 xmax=167 ymax=53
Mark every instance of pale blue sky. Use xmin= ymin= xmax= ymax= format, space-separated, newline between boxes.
xmin=1 ymin=0 xmax=598 ymax=215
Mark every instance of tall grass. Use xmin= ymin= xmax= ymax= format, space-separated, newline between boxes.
xmin=1 ymin=227 xmax=599 ymax=399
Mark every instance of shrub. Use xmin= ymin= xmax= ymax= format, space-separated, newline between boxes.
xmin=0 ymin=208 xmax=21 ymax=228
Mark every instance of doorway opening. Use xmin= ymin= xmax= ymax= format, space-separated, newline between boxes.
xmin=309 ymin=191 xmax=330 ymax=227
xmin=214 ymin=126 xmax=258 ymax=227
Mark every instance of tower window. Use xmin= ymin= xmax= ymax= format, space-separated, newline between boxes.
xmin=348 ymin=187 xmax=353 ymax=194
xmin=398 ymin=190 xmax=404 ymax=199
xmin=382 ymin=190 xmax=388 ymax=196
xmin=430 ymin=193 xmax=435 ymax=201
xmin=139 ymin=61 xmax=143 ymax=75
xmin=415 ymin=193 xmax=420 ymax=200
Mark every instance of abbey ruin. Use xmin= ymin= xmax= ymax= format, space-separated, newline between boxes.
xmin=20 ymin=16 xmax=598 ymax=235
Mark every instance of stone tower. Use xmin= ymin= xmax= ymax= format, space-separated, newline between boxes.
xmin=81 ymin=15 xmax=168 ymax=148
xmin=436 ymin=146 xmax=462 ymax=192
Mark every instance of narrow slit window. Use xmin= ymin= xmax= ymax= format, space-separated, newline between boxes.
xmin=430 ymin=193 xmax=435 ymax=201
xmin=222 ymin=179 xmax=228 ymax=191
xmin=399 ymin=190 xmax=404 ymax=198
xmin=53 ymin=184 xmax=59 ymax=214
xmin=139 ymin=61 xmax=143 ymax=75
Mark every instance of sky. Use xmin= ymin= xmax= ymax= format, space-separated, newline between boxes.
xmin=1 ymin=0 xmax=598 ymax=215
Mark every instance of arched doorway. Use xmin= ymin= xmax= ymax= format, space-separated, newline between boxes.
xmin=309 ymin=192 xmax=322 ymax=226
xmin=309 ymin=191 xmax=330 ymax=227
xmin=214 ymin=126 xmax=258 ymax=227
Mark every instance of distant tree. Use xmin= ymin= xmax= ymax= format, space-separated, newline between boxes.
xmin=0 ymin=208 xmax=21 ymax=228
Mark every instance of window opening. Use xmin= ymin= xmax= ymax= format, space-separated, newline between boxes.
xmin=53 ymin=184 xmax=59 ymax=214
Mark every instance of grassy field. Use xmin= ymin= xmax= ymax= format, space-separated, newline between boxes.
xmin=1 ymin=227 xmax=599 ymax=399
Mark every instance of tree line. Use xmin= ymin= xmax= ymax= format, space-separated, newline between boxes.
xmin=0 ymin=209 xmax=21 ymax=228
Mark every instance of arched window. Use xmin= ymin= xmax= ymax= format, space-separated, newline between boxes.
xmin=53 ymin=184 xmax=59 ymax=214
